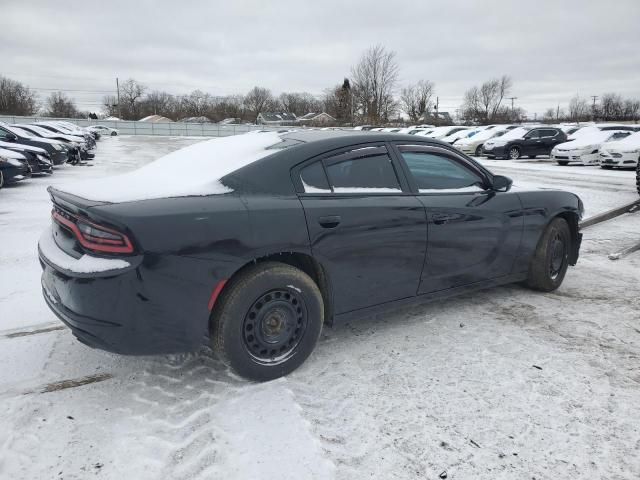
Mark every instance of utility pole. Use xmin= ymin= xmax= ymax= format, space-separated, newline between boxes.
xmin=556 ymin=104 xmax=560 ymax=122
xmin=590 ymin=95 xmax=598 ymax=121
xmin=434 ymin=96 xmax=439 ymax=126
xmin=508 ymin=97 xmax=518 ymax=112
xmin=116 ymin=77 xmax=121 ymax=120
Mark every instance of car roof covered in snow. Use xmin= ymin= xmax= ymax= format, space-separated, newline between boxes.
xmin=55 ymin=130 xmax=451 ymax=203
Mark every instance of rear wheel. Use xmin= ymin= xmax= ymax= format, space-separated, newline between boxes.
xmin=557 ymin=160 xmax=569 ymax=166
xmin=526 ymin=218 xmax=571 ymax=292
xmin=0 ymin=171 xmax=4 ymax=189
xmin=211 ymin=262 xmax=323 ymax=381
xmin=508 ymin=146 xmax=521 ymax=159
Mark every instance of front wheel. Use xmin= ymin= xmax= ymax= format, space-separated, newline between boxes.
xmin=111 ymin=131 xmax=117 ymax=136
xmin=475 ymin=145 xmax=483 ymax=156
xmin=557 ymin=161 xmax=569 ymax=166
xmin=508 ymin=146 xmax=521 ymax=159
xmin=0 ymin=171 xmax=4 ymax=189
xmin=600 ymin=165 xmax=613 ymax=170
xmin=211 ymin=262 xmax=323 ymax=381
xmin=636 ymin=158 xmax=640 ymax=196
xmin=526 ymin=218 xmax=571 ymax=292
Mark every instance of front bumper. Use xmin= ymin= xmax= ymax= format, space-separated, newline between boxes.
xmin=51 ymin=151 xmax=68 ymax=165
xmin=38 ymin=228 xmax=217 ymax=355
xmin=483 ymin=145 xmax=507 ymax=158
xmin=551 ymin=151 xmax=600 ymax=165
xmin=1 ymin=164 xmax=31 ymax=184
xmin=599 ymin=152 xmax=639 ymax=167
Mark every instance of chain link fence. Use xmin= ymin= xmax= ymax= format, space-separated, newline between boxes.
xmin=0 ymin=115 xmax=284 ymax=137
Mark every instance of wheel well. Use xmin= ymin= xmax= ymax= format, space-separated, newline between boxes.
xmin=554 ymin=212 xmax=580 ymax=265
xmin=227 ymin=252 xmax=334 ymax=325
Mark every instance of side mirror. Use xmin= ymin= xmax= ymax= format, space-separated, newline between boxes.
xmin=8 ymin=134 xmax=17 ymax=142
xmin=492 ymin=175 xmax=513 ymax=192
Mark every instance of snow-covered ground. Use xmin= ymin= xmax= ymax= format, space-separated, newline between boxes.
xmin=1 ymin=136 xmax=639 ymax=480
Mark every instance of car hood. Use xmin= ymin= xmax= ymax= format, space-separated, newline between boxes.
xmin=0 ymin=140 xmax=48 ymax=155
xmin=0 ymin=147 xmax=27 ymax=160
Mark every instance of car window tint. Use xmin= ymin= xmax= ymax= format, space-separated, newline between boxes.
xmin=300 ymin=162 xmax=330 ymax=192
xmin=526 ymin=130 xmax=540 ymax=139
xmin=540 ymin=129 xmax=557 ymax=138
xmin=401 ymin=151 xmax=484 ymax=192
xmin=325 ymin=152 xmax=401 ymax=193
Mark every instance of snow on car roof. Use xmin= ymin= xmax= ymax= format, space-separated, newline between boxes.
xmin=563 ymin=129 xmax=626 ymax=146
xmin=604 ymin=131 xmax=640 ymax=148
xmin=0 ymin=147 xmax=27 ymax=160
xmin=58 ymin=132 xmax=291 ymax=203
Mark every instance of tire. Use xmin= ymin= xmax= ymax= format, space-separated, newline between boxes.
xmin=508 ymin=146 xmax=521 ymax=159
xmin=528 ymin=155 xmax=536 ymax=159
xmin=600 ymin=165 xmax=613 ymax=170
xmin=557 ymin=161 xmax=569 ymax=166
xmin=636 ymin=158 xmax=640 ymax=196
xmin=526 ymin=218 xmax=571 ymax=292
xmin=0 ymin=171 xmax=4 ymax=189
xmin=475 ymin=145 xmax=483 ymax=156
xmin=111 ymin=131 xmax=117 ymax=136
xmin=211 ymin=261 xmax=323 ymax=381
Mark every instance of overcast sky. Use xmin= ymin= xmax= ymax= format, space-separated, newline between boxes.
xmin=2 ymin=0 xmax=639 ymax=118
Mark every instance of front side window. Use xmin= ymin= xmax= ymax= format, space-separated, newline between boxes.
xmin=400 ymin=151 xmax=485 ymax=192
xmin=325 ymin=149 xmax=401 ymax=193
xmin=525 ymin=130 xmax=541 ymax=139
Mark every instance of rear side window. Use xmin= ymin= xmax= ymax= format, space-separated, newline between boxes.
xmin=300 ymin=162 xmax=330 ymax=192
xmin=325 ymin=150 xmax=401 ymax=193
xmin=400 ymin=151 xmax=484 ymax=192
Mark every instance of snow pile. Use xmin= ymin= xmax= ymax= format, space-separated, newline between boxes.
xmin=38 ymin=226 xmax=131 ymax=274
xmin=58 ymin=132 xmax=284 ymax=203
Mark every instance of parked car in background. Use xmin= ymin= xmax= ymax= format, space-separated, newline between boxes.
xmin=551 ymin=130 xmax=631 ymax=166
xmin=87 ymin=125 xmax=119 ymax=136
xmin=455 ymin=127 xmax=509 ymax=156
xmin=0 ymin=148 xmax=31 ymax=188
xmin=483 ymin=127 xmax=567 ymax=159
xmin=36 ymin=122 xmax=96 ymax=149
xmin=598 ymin=132 xmax=640 ymax=169
xmin=441 ymin=128 xmax=481 ymax=145
xmin=0 ymin=123 xmax=69 ymax=165
xmin=39 ymin=130 xmax=583 ymax=381
xmin=418 ymin=126 xmax=469 ymax=140
xmin=11 ymin=124 xmax=91 ymax=162
xmin=0 ymin=141 xmax=53 ymax=175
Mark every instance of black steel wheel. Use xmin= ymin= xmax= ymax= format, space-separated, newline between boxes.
xmin=211 ymin=261 xmax=323 ymax=381
xmin=242 ymin=289 xmax=308 ymax=365
xmin=526 ymin=217 xmax=571 ymax=292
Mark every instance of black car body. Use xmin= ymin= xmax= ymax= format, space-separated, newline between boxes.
xmin=0 ymin=123 xmax=69 ymax=165
xmin=16 ymin=124 xmax=94 ymax=161
xmin=484 ymin=127 xmax=567 ymax=159
xmin=0 ymin=141 xmax=53 ymax=175
xmin=36 ymin=122 xmax=96 ymax=150
xmin=0 ymin=148 xmax=32 ymax=187
xmin=39 ymin=131 xmax=583 ymax=379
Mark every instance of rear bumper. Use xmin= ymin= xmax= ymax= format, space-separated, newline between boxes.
xmin=38 ymin=228 xmax=217 ymax=355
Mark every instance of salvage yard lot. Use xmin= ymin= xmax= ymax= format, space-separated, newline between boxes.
xmin=1 ymin=135 xmax=639 ymax=479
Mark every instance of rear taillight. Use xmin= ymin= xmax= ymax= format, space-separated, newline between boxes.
xmin=52 ymin=208 xmax=134 ymax=254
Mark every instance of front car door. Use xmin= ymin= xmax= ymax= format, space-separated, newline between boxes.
xmin=294 ymin=144 xmax=428 ymax=314
xmin=521 ymin=129 xmax=543 ymax=156
xmin=392 ymin=144 xmax=524 ymax=294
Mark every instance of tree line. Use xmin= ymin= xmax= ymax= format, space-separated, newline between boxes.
xmin=1 ymin=45 xmax=639 ymax=125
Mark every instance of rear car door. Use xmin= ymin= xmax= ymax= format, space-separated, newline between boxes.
xmin=392 ymin=144 xmax=524 ymax=294
xmin=294 ymin=144 xmax=428 ymax=314
xmin=543 ymin=129 xmax=564 ymax=155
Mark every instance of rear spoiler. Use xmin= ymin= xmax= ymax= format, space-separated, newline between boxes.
xmin=47 ymin=186 xmax=109 ymax=214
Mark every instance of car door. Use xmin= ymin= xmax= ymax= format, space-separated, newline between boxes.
xmin=295 ymin=144 xmax=428 ymax=314
xmin=539 ymin=129 xmax=563 ymax=154
xmin=521 ymin=129 xmax=543 ymax=156
xmin=392 ymin=144 xmax=524 ymax=294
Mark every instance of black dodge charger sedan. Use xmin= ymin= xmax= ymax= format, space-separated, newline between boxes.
xmin=39 ymin=131 xmax=583 ymax=380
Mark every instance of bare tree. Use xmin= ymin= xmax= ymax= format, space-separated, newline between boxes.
xmin=460 ymin=75 xmax=512 ymax=124
xmin=45 ymin=92 xmax=79 ymax=118
xmin=244 ymin=86 xmax=273 ymax=121
xmin=400 ymin=80 xmax=435 ymax=122
xmin=0 ymin=76 xmax=38 ymax=115
xmin=568 ymin=95 xmax=590 ymax=122
xmin=118 ymin=79 xmax=147 ymax=119
xmin=279 ymin=92 xmax=322 ymax=116
xmin=623 ymin=98 xmax=640 ymax=122
xmin=600 ymin=93 xmax=624 ymax=121
xmin=351 ymin=45 xmax=399 ymax=124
